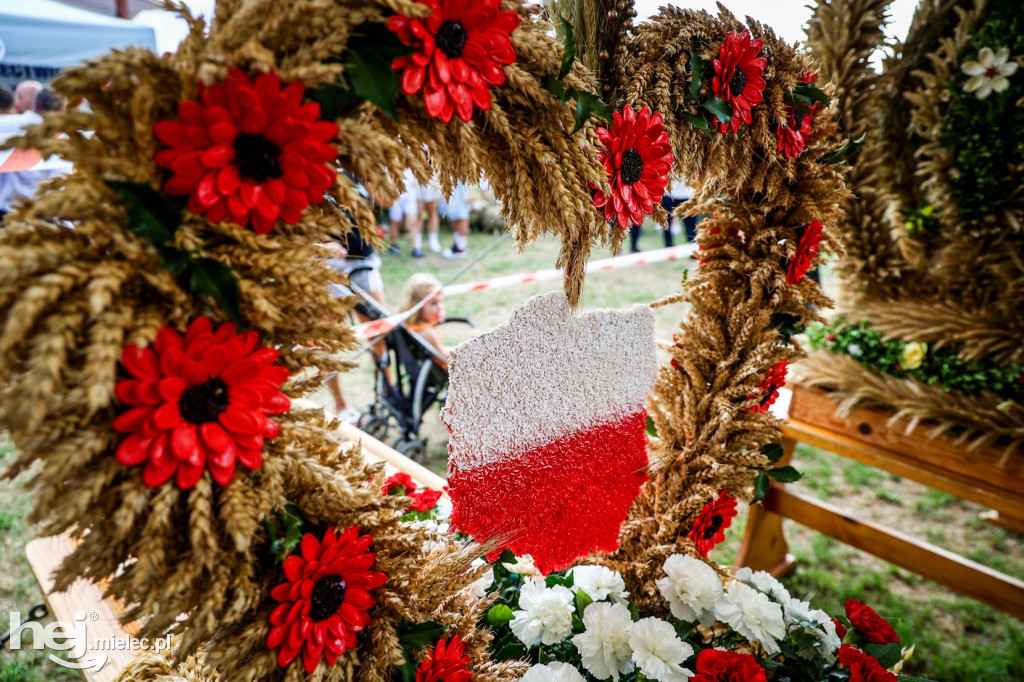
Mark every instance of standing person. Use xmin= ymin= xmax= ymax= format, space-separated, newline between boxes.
xmin=0 ymin=88 xmax=67 ymax=222
xmin=34 ymin=88 xmax=65 ymax=115
xmin=419 ymin=176 xmax=443 ymax=254
xmin=442 ymin=182 xmax=470 ymax=259
xmin=400 ymin=168 xmax=426 ymax=258
xmin=663 ymin=180 xmax=699 ymax=244
xmin=0 ymin=86 xmax=14 ymax=115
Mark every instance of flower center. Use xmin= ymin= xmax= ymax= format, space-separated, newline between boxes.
xmin=436 ymin=21 xmax=468 ymax=58
xmin=309 ymin=574 xmax=346 ymax=622
xmin=702 ymin=514 xmax=724 ymax=540
xmin=792 ymin=110 xmax=804 ymax=131
xmin=179 ymin=378 xmax=230 ymax=424
xmin=984 ymin=66 xmax=998 ymax=77
xmin=619 ymin=149 xmax=644 ymax=185
xmin=233 ymin=132 xmax=284 ymax=184
xmin=759 ymin=383 xmax=779 ymax=405
xmin=729 ymin=68 xmax=747 ymax=97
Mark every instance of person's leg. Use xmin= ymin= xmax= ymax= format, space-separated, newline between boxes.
xmin=408 ymin=203 xmax=423 ymax=257
xmin=629 ymin=223 xmax=641 ymax=253
xmin=684 ymin=215 xmax=698 ymax=243
xmin=443 ymin=185 xmax=470 ymax=258
xmin=425 ymin=201 xmax=441 ymax=252
xmin=387 ymin=203 xmax=403 ymax=253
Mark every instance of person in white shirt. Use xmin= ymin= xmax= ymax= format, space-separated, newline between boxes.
xmin=0 ymin=88 xmax=66 ymax=222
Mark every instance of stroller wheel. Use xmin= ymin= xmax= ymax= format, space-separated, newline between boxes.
xmin=358 ymin=414 xmax=390 ymax=441
xmin=394 ymin=438 xmax=428 ymax=463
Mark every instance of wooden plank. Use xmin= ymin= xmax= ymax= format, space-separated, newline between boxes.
xmin=734 ymin=436 xmax=797 ymax=576
xmin=763 ymin=486 xmax=1024 ymax=620
xmin=980 ymin=510 xmax=1024 ymax=536
xmin=334 ymin=420 xmax=447 ymax=493
xmin=783 ymin=419 xmax=1023 ymax=520
xmin=788 ymin=385 xmax=1024 ymax=493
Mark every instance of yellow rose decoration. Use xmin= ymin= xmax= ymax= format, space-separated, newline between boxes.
xmin=901 ymin=342 xmax=928 ymax=370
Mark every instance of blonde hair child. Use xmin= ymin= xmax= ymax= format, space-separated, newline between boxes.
xmin=402 ymin=273 xmax=448 ymax=360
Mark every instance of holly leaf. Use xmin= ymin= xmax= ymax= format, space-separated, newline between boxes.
xmin=344 ymin=48 xmax=403 ymax=121
xmin=309 ymin=76 xmax=357 ymax=122
xmin=752 ymin=470 xmax=770 ymax=503
xmin=186 ymin=257 xmax=241 ymax=323
xmin=688 ymin=50 xmax=703 ymax=100
xmin=106 ymin=180 xmax=182 ymax=246
xmin=397 ymin=620 xmax=447 ymax=648
xmin=645 ymin=414 xmax=658 ymax=437
xmin=760 ymin=443 xmax=785 ymax=464
xmin=542 ymin=73 xmax=569 ymax=103
xmin=158 ymin=245 xmax=193 ymax=275
xmin=487 ymin=604 xmax=514 ymax=627
xmin=557 ymin=15 xmax=577 ymax=80
xmin=701 ymin=98 xmax=731 ymax=125
xmin=574 ymin=588 xmax=593 ymax=615
xmin=818 ymin=132 xmax=866 ymax=164
xmin=573 ymin=89 xmax=612 ymax=132
xmin=767 ymin=465 xmax=802 ymax=483
xmin=681 ymin=112 xmax=713 ymax=139
xmin=795 ymin=82 xmax=830 ymax=108
xmin=397 ymin=645 xmax=418 ymax=682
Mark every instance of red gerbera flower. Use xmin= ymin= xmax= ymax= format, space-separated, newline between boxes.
xmin=845 ymin=599 xmax=900 ymax=644
xmin=686 ymin=489 xmax=738 ymax=558
xmin=750 ymin=360 xmax=788 ymax=413
xmin=786 ymin=220 xmax=823 ymax=284
xmin=153 ymin=68 xmax=339 ymax=234
xmin=692 ymin=649 xmax=767 ymax=682
xmin=267 ymin=526 xmax=387 ymax=673
xmin=388 ymin=0 xmax=520 ymax=123
xmin=592 ymin=105 xmax=674 ymax=229
xmin=711 ymin=29 xmax=767 ymax=133
xmin=113 ymin=317 xmax=290 ymax=489
xmin=415 ymin=634 xmax=472 ymax=682
xmin=776 ymin=104 xmax=814 ymax=158
xmin=837 ymin=644 xmax=898 ymax=682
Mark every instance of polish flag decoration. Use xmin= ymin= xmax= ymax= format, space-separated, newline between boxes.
xmin=442 ymin=292 xmax=658 ymax=573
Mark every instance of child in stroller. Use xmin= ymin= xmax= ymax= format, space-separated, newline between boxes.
xmin=348 ymin=271 xmax=473 ymax=462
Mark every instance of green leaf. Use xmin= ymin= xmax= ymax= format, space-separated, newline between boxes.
xmin=398 ymin=620 xmax=447 ymax=648
xmin=866 ymin=642 xmax=902 ymax=669
xmin=572 ymin=614 xmax=585 ymax=632
xmin=673 ymin=620 xmax=697 ymax=640
xmin=106 ymin=180 xmax=182 ymax=246
xmin=681 ymin=112 xmax=713 ymax=139
xmin=573 ymin=90 xmax=612 ymax=133
xmin=818 ymin=132 xmax=867 ymax=164
xmin=752 ymin=470 xmax=770 ymax=503
xmin=308 ymin=77 xmax=357 ymax=122
xmin=397 ymin=645 xmax=417 ymax=682
xmin=557 ymin=15 xmax=577 ymax=80
xmin=345 ymin=48 xmax=403 ymax=121
xmin=794 ymin=82 xmax=830 ymax=108
xmin=767 ymin=465 xmax=803 ymax=483
xmin=546 ymin=572 xmax=574 ymax=588
xmin=493 ymin=642 xmax=529 ymax=661
xmin=628 ymin=601 xmax=640 ymax=622
xmin=760 ymin=443 xmax=785 ymax=464
xmin=688 ymin=50 xmax=704 ymax=100
xmin=701 ymin=97 xmax=731 ymax=125
xmin=542 ymin=73 xmax=567 ymax=101
xmin=158 ymin=246 xmax=193 ymax=275
xmin=487 ymin=604 xmax=515 ymax=627
xmin=187 ymin=257 xmax=241 ymax=323
xmin=645 ymin=414 xmax=658 ymax=437
xmin=574 ymin=588 xmax=593 ymax=615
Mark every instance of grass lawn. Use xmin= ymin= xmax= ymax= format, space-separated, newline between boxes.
xmin=2 ymin=222 xmax=1022 ymax=681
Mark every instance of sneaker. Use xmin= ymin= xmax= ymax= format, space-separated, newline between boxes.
xmin=442 ymin=246 xmax=468 ymax=259
xmin=411 ymin=248 xmax=425 ymax=258
xmin=428 ymin=237 xmax=442 ymax=253
xmin=388 ymin=243 xmax=401 ymax=256
xmin=335 ymin=407 xmax=360 ymax=425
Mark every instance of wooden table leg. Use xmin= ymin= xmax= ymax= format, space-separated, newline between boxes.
xmin=734 ymin=436 xmax=798 ymax=576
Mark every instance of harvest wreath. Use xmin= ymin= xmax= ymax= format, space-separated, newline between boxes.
xmin=0 ymin=0 xmax=918 ymax=680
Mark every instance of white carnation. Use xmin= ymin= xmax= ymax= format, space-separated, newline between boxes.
xmin=655 ymin=554 xmax=723 ymax=626
xmin=714 ymin=583 xmax=786 ymax=654
xmin=783 ymin=598 xmax=841 ymax=663
xmin=628 ymin=618 xmax=694 ymax=682
xmin=572 ymin=602 xmax=635 ymax=680
xmin=521 ymin=662 xmax=587 ymax=682
xmin=734 ymin=567 xmax=792 ymax=605
xmin=503 ymin=554 xmax=542 ymax=577
xmin=570 ymin=565 xmax=629 ymax=605
xmin=510 ymin=577 xmax=574 ymax=646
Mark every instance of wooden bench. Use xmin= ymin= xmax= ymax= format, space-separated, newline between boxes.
xmin=736 ymin=384 xmax=1024 ymax=620
xmin=23 ymin=419 xmax=445 ymax=680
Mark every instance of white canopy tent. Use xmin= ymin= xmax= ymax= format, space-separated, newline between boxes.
xmin=0 ymin=0 xmax=157 ymax=88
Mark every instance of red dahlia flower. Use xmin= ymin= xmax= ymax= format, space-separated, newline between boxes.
xmin=415 ymin=634 xmax=472 ymax=682
xmin=692 ymin=648 xmax=767 ymax=682
xmin=750 ymin=360 xmax=788 ymax=413
xmin=686 ymin=489 xmax=738 ymax=558
xmin=711 ymin=29 xmax=767 ymax=133
xmin=837 ymin=644 xmax=898 ymax=682
xmin=845 ymin=599 xmax=900 ymax=644
xmin=267 ymin=526 xmax=387 ymax=673
xmin=388 ymin=0 xmax=520 ymax=123
xmin=153 ymin=68 xmax=339 ymax=234
xmin=592 ymin=106 xmax=674 ymax=229
xmin=786 ymin=220 xmax=823 ymax=284
xmin=114 ymin=317 xmax=290 ymax=489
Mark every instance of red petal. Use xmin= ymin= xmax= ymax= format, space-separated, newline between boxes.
xmin=176 ymin=462 xmax=204 ymax=489
xmin=142 ymin=459 xmax=177 ymax=487
xmin=113 ymin=406 xmax=154 ymax=433
xmin=171 ymin=421 xmax=200 ymax=460
xmin=123 ymin=345 xmax=161 ymax=380
xmin=116 ymin=433 xmax=153 ymax=466
xmin=152 ymin=401 xmax=182 ymax=431
xmin=283 ymin=555 xmax=305 ymax=581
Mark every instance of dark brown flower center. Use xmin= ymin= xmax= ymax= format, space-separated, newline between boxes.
xmin=984 ymin=66 xmax=998 ymax=77
xmin=436 ymin=21 xmax=468 ymax=58
xmin=702 ymin=514 xmax=724 ymax=540
xmin=729 ymin=68 xmax=747 ymax=97
xmin=233 ymin=132 xmax=284 ymax=184
xmin=179 ymin=378 xmax=230 ymax=424
xmin=619 ymin=148 xmax=644 ymax=185
xmin=309 ymin=574 xmax=346 ymax=622
xmin=792 ymin=110 xmax=804 ymax=130
xmin=759 ymin=383 xmax=779 ymax=405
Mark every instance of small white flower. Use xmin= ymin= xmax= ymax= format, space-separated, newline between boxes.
xmin=656 ymin=554 xmax=723 ymax=626
xmin=901 ymin=341 xmax=927 ymax=370
xmin=847 ymin=343 xmax=863 ymax=358
xmin=504 ymin=554 xmax=542 ymax=577
xmin=714 ymin=583 xmax=786 ymax=655
xmin=522 ymin=662 xmax=588 ymax=682
xmin=570 ymin=565 xmax=630 ymax=605
xmin=783 ymin=599 xmax=842 ymax=663
xmin=734 ymin=567 xmax=792 ymax=605
xmin=510 ymin=577 xmax=575 ymax=646
xmin=628 ymin=618 xmax=694 ymax=682
xmin=962 ymin=46 xmax=1018 ymax=100
xmin=572 ymin=602 xmax=635 ymax=680
xmin=467 ymin=566 xmax=494 ymax=599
